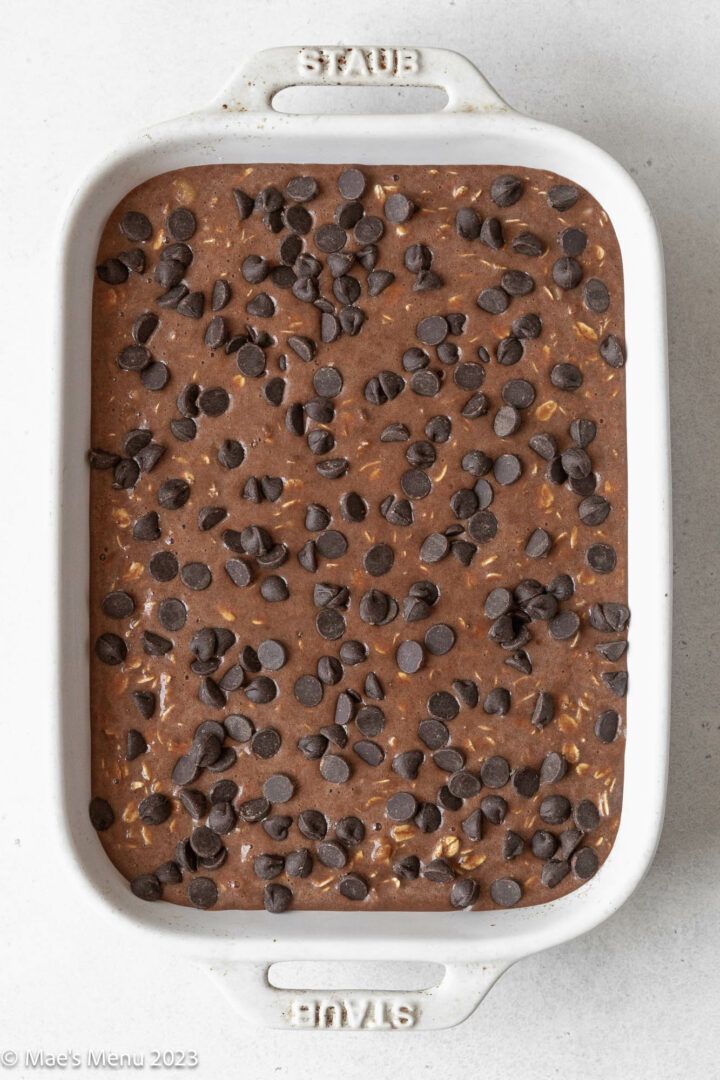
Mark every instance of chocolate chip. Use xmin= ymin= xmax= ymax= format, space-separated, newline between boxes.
xmin=525 ymin=528 xmax=553 ymax=559
xmin=118 ymin=249 xmax=144 ymax=274
xmin=154 ymin=597 xmax=185 ymax=632
xmin=337 ymin=168 xmax=366 ymax=199
xmin=262 ymin=774 xmax=295 ymax=805
xmin=424 ymin=623 xmax=455 ymax=656
xmin=122 ymin=725 xmax=148 ymax=761
xmin=599 ymin=334 xmax=626 ymax=368
xmin=169 ymin=417 xmax=195 ymax=443
xmin=427 ymin=691 xmax=459 ymax=722
xmin=532 ymin=829 xmax=559 ymax=859
xmin=353 ymin=740 xmax=385 ymax=766
xmin=245 ymin=676 xmax=278 ymax=705
xmin=393 ymin=637 xmax=423 ymax=674
xmin=264 ymin=816 xmax=292 ymax=844
xmin=367 ymin=269 xmax=395 ymax=296
xmin=120 ymin=210 xmax=152 ymax=243
xmin=541 ymin=860 xmax=570 ymax=889
xmin=338 ymin=873 xmax=368 ymax=901
xmin=455 ymin=207 xmax=482 ymax=239
xmin=461 ymin=809 xmax=483 ymax=841
xmin=177 ymin=562 xmax=210 ymax=592
xmin=416 ymin=315 xmax=448 ymax=346
xmin=246 ymin=292 xmax=275 ymax=318
xmin=95 ymin=633 xmax=127 ymax=666
xmin=250 ymin=727 xmax=281 ymax=761
xmin=389 ymin=748 xmax=423 ymax=783
xmin=502 ymin=269 xmax=535 ymax=297
xmin=559 ymin=227 xmax=587 ymax=257
xmin=434 ymin=748 xmax=465 ymax=774
xmin=578 ymin=495 xmax=611 ymax=526
xmin=383 ymin=192 xmax=415 ymax=223
xmin=101 ymin=590 xmax=135 ymax=620
xmin=548 ymin=184 xmax=580 ymax=211
xmin=128 ymin=691 xmax=155 ymax=725
xmin=167 ymin=207 xmax=196 ymax=241
xmin=602 ymin=670 xmax=628 ymax=697
xmin=89 ymin=797 xmax=114 ymax=831
xmin=285 ymin=204 xmax=313 ymax=234
xmin=414 ymin=802 xmax=442 ymax=834
xmin=138 ymin=793 xmax=171 ymax=826
xmin=467 ymin=509 xmax=498 ymax=544
xmin=157 ymin=284 xmax=187 ymax=309
xmin=294 ymin=674 xmax=323 ymax=707
xmin=141 ymin=359 xmax=172 ymax=393
xmin=480 ymin=756 xmax=510 ymax=788
xmin=418 ymin=719 xmax=449 ymax=755
xmin=539 ymin=795 xmax=571 ymax=824
xmin=595 ymin=639 xmax=627 ymax=664
xmin=490 ymin=878 xmax=522 ymax=907
xmin=358 ymin=542 xmax=393 ymax=578
xmin=157 ymin=478 xmax=190 ymax=511
xmin=448 ymin=770 xmax=481 ymax=799
xmin=587 ymin=543 xmax=617 ymax=574
xmin=316 ymin=841 xmax=347 ymax=870
xmin=493 ymin=404 xmax=521 ymax=439
xmin=477 ymin=287 xmax=509 ymax=315
xmin=319 ymin=754 xmax=351 ymax=784
xmin=484 ymin=587 xmax=513 ymax=620
xmin=584 ymin=278 xmax=610 ymax=313
xmin=511 ymin=228 xmax=545 ymax=256
xmin=96 ymin=258 xmax=128 ymax=284
xmin=536 ymin=756 xmax=567 ymax=793
xmin=284 ymin=849 xmax=312 ymax=879
xmin=130 ymin=874 xmax=161 ymax=902
xmin=480 ymin=795 xmax=507 ymax=824
xmin=354 ymin=216 xmax=384 ymax=244
xmin=491 ymin=174 xmax=523 ymax=207
xmin=254 ymin=853 xmax=285 ymax=881
xmin=260 ymin=575 xmax=289 ymax=602
xmin=513 ymin=766 xmax=540 ymax=799
xmin=493 ymin=454 xmax=522 ymax=486
xmin=550 ymin=363 xmax=583 ymax=391
xmin=422 ymin=858 xmax=455 ymax=885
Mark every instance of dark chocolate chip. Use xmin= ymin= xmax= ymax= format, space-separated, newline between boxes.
xmin=539 ymin=795 xmax=571 ymax=824
xmin=599 ymin=334 xmax=626 ymax=369
xmin=89 ymin=797 xmax=115 ymax=831
xmin=392 ymin=749 xmax=424 ymax=780
xmin=550 ymin=363 xmax=583 ymax=391
xmin=319 ymin=754 xmax=351 ymax=784
xmin=584 ymin=278 xmax=610 ymax=313
xmin=587 ymin=543 xmax=617 ymax=574
xmin=525 ymin=528 xmax=553 ymax=559
xmin=95 ymin=633 xmax=127 ymax=666
xmin=491 ymin=174 xmax=523 ymax=207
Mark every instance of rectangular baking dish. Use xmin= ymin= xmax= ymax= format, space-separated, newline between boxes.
xmin=55 ymin=45 xmax=670 ymax=1030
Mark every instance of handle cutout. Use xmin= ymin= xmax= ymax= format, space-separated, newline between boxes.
xmin=268 ymin=960 xmax=445 ymax=992
xmin=271 ymin=84 xmax=449 ymax=115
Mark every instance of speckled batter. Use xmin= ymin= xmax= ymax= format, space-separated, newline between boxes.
xmin=88 ymin=164 xmax=627 ymax=912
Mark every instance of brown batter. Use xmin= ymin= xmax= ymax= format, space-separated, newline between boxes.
xmin=88 ymin=164 xmax=627 ymax=912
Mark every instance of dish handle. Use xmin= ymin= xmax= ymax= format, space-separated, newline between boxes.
xmin=214 ymin=45 xmax=509 ymax=114
xmin=204 ymin=957 xmax=512 ymax=1031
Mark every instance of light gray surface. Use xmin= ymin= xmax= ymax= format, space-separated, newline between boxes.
xmin=1 ymin=0 xmax=718 ymax=1075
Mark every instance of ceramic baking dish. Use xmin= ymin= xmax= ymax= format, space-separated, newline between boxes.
xmin=55 ymin=45 xmax=670 ymax=1030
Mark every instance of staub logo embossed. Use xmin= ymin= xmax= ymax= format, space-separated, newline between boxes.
xmin=298 ymin=47 xmax=420 ymax=79
xmin=289 ymin=996 xmax=417 ymax=1029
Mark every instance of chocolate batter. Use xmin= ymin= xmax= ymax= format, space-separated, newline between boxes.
xmin=88 ymin=164 xmax=627 ymax=912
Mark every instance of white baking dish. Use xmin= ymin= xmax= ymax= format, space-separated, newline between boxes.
xmin=55 ymin=45 xmax=671 ymax=1030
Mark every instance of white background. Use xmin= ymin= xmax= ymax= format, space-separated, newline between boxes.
xmin=1 ymin=1 xmax=719 ymax=1077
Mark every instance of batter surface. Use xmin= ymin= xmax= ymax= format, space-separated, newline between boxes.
xmin=88 ymin=164 xmax=627 ymax=912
